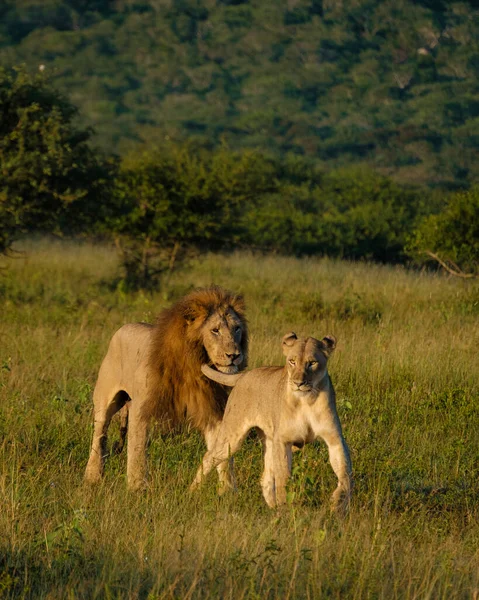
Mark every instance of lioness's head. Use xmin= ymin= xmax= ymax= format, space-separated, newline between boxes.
xmin=182 ymin=287 xmax=247 ymax=374
xmin=282 ymin=332 xmax=336 ymax=398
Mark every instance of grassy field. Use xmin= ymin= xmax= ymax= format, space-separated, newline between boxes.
xmin=0 ymin=239 xmax=478 ymax=599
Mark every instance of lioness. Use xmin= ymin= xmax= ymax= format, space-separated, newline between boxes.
xmin=192 ymin=332 xmax=352 ymax=512
xmin=84 ymin=286 xmax=248 ymax=490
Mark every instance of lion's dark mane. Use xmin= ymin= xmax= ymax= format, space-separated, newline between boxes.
xmin=144 ymin=286 xmax=248 ymax=431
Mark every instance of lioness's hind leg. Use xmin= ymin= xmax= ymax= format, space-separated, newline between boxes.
xmin=84 ymin=390 xmax=125 ymax=484
xmin=191 ymin=425 xmax=250 ymax=492
xmin=203 ymin=424 xmax=235 ymax=494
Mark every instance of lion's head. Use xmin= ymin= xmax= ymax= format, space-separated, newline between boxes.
xmin=181 ymin=287 xmax=247 ymax=374
xmin=147 ymin=286 xmax=248 ymax=430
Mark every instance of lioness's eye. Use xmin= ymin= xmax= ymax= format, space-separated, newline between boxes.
xmin=289 ymin=359 xmax=296 ymax=365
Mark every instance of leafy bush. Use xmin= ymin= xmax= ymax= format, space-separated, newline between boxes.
xmin=0 ymin=65 xmax=109 ymax=255
xmin=407 ymin=187 xmax=479 ymax=277
xmin=107 ymin=144 xmax=276 ymax=289
xmin=241 ymin=167 xmax=423 ymax=263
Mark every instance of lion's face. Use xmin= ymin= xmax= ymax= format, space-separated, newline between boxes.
xmin=282 ymin=332 xmax=336 ymax=399
xmin=201 ymin=308 xmax=246 ymax=374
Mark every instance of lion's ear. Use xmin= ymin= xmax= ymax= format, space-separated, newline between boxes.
xmin=282 ymin=332 xmax=297 ymax=354
xmin=319 ymin=335 xmax=336 ymax=357
xmin=183 ymin=307 xmax=196 ymax=324
xmin=183 ymin=302 xmax=203 ymax=324
xmin=231 ymin=294 xmax=246 ymax=317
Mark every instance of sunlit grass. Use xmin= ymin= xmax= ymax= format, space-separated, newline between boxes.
xmin=0 ymin=239 xmax=478 ymax=598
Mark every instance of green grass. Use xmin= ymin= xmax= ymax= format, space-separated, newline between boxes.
xmin=1 ymin=238 xmax=478 ymax=599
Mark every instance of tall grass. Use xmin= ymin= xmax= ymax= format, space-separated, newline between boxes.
xmin=1 ymin=239 xmax=478 ymax=599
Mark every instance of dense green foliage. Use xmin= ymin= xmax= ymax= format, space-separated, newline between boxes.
xmin=1 ymin=0 xmax=478 ymax=187
xmin=408 ymin=186 xmax=479 ymax=276
xmin=240 ymin=163 xmax=422 ymax=261
xmin=107 ymin=144 xmax=276 ymax=287
xmin=0 ymin=66 xmax=109 ymax=255
xmin=1 ymin=63 xmax=477 ymax=284
xmin=105 ymin=146 xmax=426 ymax=287
xmin=0 ymin=242 xmax=478 ymax=598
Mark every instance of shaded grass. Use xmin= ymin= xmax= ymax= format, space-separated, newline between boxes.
xmin=0 ymin=238 xmax=478 ymax=598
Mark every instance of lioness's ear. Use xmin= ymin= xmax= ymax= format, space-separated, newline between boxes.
xmin=319 ymin=335 xmax=336 ymax=357
xmin=282 ymin=332 xmax=297 ymax=354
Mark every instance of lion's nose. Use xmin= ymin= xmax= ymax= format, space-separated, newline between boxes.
xmin=226 ymin=352 xmax=240 ymax=362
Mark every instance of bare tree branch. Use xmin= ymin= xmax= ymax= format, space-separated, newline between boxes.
xmin=423 ymin=250 xmax=478 ymax=279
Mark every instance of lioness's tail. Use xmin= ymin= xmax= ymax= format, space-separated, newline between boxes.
xmin=201 ymin=364 xmax=242 ymax=387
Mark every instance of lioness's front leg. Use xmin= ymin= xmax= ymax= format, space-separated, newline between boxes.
xmin=319 ymin=428 xmax=352 ymax=514
xmin=261 ymin=440 xmax=291 ymax=508
xmin=273 ymin=441 xmax=292 ymax=506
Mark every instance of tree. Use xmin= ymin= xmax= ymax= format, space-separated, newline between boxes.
xmin=0 ymin=65 xmax=109 ymax=255
xmin=107 ymin=144 xmax=276 ymax=289
xmin=407 ymin=187 xmax=479 ymax=277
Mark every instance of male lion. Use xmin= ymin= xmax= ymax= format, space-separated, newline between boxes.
xmin=191 ymin=332 xmax=352 ymax=513
xmin=84 ymin=286 xmax=248 ymax=490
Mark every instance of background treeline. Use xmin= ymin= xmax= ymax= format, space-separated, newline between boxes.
xmin=1 ymin=0 xmax=479 ymax=189
xmin=1 ymin=66 xmax=478 ymax=288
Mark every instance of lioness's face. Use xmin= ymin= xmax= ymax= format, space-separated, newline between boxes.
xmin=202 ymin=309 xmax=245 ymax=374
xmin=282 ymin=332 xmax=336 ymax=398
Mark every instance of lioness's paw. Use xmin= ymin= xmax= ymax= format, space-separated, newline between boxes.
xmin=330 ymin=490 xmax=351 ymax=517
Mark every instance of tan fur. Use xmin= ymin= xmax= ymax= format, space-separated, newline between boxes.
xmin=192 ymin=332 xmax=352 ymax=513
xmin=84 ymin=286 xmax=248 ymax=490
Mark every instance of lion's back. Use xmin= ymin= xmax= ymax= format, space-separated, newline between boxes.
xmin=97 ymin=323 xmax=154 ymax=395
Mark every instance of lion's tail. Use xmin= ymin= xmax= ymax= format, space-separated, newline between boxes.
xmin=112 ymin=403 xmax=129 ymax=455
xmin=201 ymin=364 xmax=243 ymax=387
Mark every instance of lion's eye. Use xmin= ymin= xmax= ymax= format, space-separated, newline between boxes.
xmin=211 ymin=328 xmax=220 ymax=335
xmin=309 ymin=361 xmax=317 ymax=367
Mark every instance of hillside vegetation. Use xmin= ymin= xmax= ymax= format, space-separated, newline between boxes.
xmin=1 ymin=0 xmax=479 ymax=187
xmin=0 ymin=241 xmax=478 ymax=598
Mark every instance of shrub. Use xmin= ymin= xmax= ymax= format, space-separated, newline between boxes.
xmin=0 ymin=65 xmax=109 ymax=255
xmin=407 ymin=187 xmax=479 ymax=277
xmin=107 ymin=144 xmax=276 ymax=289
